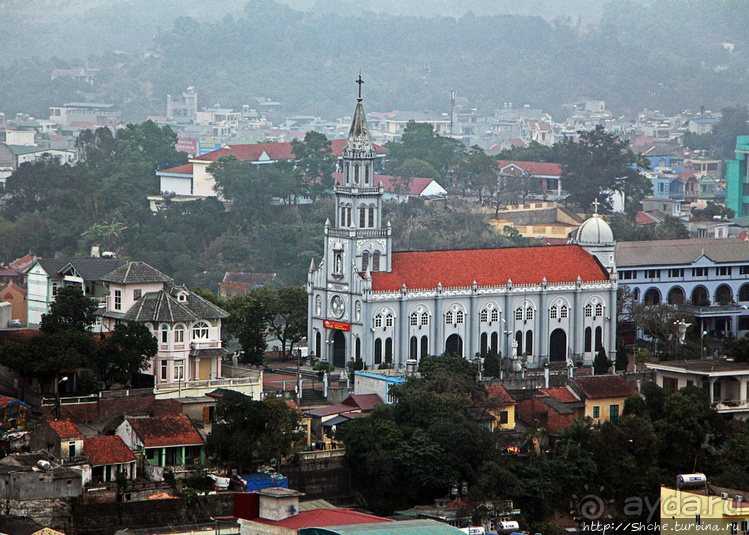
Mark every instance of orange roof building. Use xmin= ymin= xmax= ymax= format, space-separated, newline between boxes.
xmin=307 ymin=85 xmax=618 ymax=372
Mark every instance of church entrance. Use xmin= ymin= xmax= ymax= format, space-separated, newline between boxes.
xmin=445 ymin=334 xmax=463 ymax=357
xmin=549 ymin=328 xmax=567 ymax=362
xmin=332 ymin=330 xmax=346 ymax=368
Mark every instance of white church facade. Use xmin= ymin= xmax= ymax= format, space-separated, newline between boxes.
xmin=307 ymin=88 xmax=618 ymax=370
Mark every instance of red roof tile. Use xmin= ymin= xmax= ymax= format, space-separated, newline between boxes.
xmin=572 ymin=376 xmax=637 ymax=399
xmin=127 ymin=414 xmax=204 ymax=448
xmin=334 ymin=172 xmax=442 ymax=196
xmin=0 ymin=396 xmax=17 ymax=408
xmin=485 ymin=385 xmax=516 ymax=404
xmin=497 ymin=160 xmax=562 ymax=177
xmin=159 ymin=163 xmax=193 ymax=175
xmin=83 ymin=436 xmax=136 ymax=466
xmin=370 ymin=245 xmax=609 ymax=292
xmin=49 ymin=419 xmax=84 ymax=440
xmin=252 ymin=508 xmax=391 ymax=529
xmin=540 ymin=387 xmax=579 ymax=403
xmin=192 ymin=139 xmax=386 ymax=163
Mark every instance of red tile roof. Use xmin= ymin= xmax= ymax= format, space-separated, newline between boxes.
xmin=127 ymin=414 xmax=204 ymax=448
xmin=341 ymin=394 xmax=383 ymax=411
xmin=252 ymin=508 xmax=391 ymax=529
xmin=370 ymin=245 xmax=609 ymax=292
xmin=572 ymin=376 xmax=637 ymax=400
xmin=159 ymin=163 xmax=193 ymax=175
xmin=83 ymin=436 xmax=137 ymax=466
xmin=497 ymin=160 xmax=562 ymax=177
xmin=485 ymin=385 xmax=516 ymax=404
xmin=192 ymin=139 xmax=387 ymax=163
xmin=0 ymin=396 xmax=17 ymax=408
xmin=540 ymin=387 xmax=579 ymax=403
xmin=333 ymin=172 xmax=442 ymax=196
xmin=49 ymin=419 xmax=84 ymax=440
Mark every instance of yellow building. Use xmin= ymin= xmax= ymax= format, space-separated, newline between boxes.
xmin=485 ymin=384 xmax=517 ymax=430
xmin=569 ymin=376 xmax=637 ymax=424
xmin=661 ymin=482 xmax=749 ymax=534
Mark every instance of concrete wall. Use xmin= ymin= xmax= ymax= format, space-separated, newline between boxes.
xmin=283 ymin=450 xmax=352 ymax=503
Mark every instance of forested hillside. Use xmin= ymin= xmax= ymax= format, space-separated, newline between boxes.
xmin=2 ymin=0 xmax=749 ymax=119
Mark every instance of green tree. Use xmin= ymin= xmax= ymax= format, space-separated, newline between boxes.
xmin=593 ymin=346 xmax=609 ymax=375
xmin=385 ymin=121 xmax=463 ymax=180
xmin=206 ymin=391 xmax=303 ymax=469
xmin=615 ymin=349 xmax=629 ymax=373
xmin=560 ymin=125 xmax=651 ymax=212
xmin=457 ymin=145 xmax=498 ymax=202
xmin=225 ymin=292 xmax=269 ymax=366
xmin=94 ymin=322 xmax=158 ymax=388
xmin=483 ymin=351 xmax=502 ymax=378
xmin=291 ymin=131 xmax=336 ymax=198
xmin=392 ymin=158 xmax=441 ymax=180
xmin=692 ymin=202 xmax=735 ymax=221
xmin=654 ymin=215 xmax=690 ymax=240
xmin=259 ymin=287 xmax=308 ymax=359
xmin=495 ymin=141 xmax=564 ymax=163
xmin=40 ymin=286 xmax=98 ymax=334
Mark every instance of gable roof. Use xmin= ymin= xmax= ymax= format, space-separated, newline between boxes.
xmin=370 ymin=245 xmax=609 ymax=292
xmin=158 ymin=163 xmax=194 ymax=176
xmin=572 ymin=376 xmax=637 ymax=400
xmin=220 ymin=272 xmax=276 ymax=286
xmin=616 ymin=237 xmax=749 ymax=267
xmin=101 ymin=261 xmax=173 ymax=284
xmin=341 ymin=394 xmax=383 ymax=411
xmin=58 ymin=258 xmax=125 ymax=281
xmin=485 ymin=384 xmax=516 ymax=404
xmin=127 ymin=414 xmax=204 ymax=448
xmin=48 ymin=419 xmax=84 ymax=440
xmin=83 ymin=436 xmax=136 ymax=466
xmin=497 ymin=160 xmax=562 ymax=177
xmin=539 ymin=386 xmax=579 ymax=403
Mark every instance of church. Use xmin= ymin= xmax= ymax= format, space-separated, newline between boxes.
xmin=306 ymin=86 xmax=618 ymax=370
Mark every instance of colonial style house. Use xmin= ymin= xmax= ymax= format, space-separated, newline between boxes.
xmin=83 ymin=435 xmax=137 ymax=483
xmin=98 ymin=262 xmax=230 ymax=394
xmin=307 ymin=87 xmax=618 ymax=371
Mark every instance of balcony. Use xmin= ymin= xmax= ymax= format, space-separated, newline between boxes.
xmin=190 ymin=340 xmax=221 ymax=351
xmin=154 ymin=374 xmax=261 ymax=399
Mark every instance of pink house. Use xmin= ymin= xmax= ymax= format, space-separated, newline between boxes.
xmin=98 ymin=262 xmax=229 ymax=391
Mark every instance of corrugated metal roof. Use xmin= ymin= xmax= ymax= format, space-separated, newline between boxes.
xmin=301 ymin=519 xmax=468 ymax=535
xmin=615 ymin=238 xmax=749 ymax=267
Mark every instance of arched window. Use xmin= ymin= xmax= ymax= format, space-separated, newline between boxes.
xmin=333 ymin=252 xmax=343 ymax=275
xmin=446 ymin=311 xmax=454 ymax=324
xmin=515 ymin=330 xmax=523 ymax=354
xmin=560 ymin=305 xmax=568 ymax=319
xmin=355 ymin=337 xmax=361 ymax=360
xmin=481 ymin=333 xmax=488 ymax=356
xmin=480 ymin=309 xmax=488 ymax=322
xmin=359 ymin=206 xmax=366 ymax=227
xmin=420 ymin=336 xmax=428 ymax=359
xmin=526 ymin=307 xmax=534 ymax=321
xmin=374 ymin=314 xmax=382 ymax=328
xmin=740 ymin=284 xmax=749 ymax=302
xmin=362 ymin=251 xmax=369 ymax=272
xmin=340 ymin=205 xmax=346 ymax=226
xmin=585 ymin=327 xmax=592 ymax=352
xmin=410 ymin=313 xmax=418 ymax=326
xmin=595 ymin=303 xmax=603 ymax=317
xmin=456 ymin=310 xmax=464 ymax=324
xmin=161 ymin=325 xmax=169 ymax=344
xmin=668 ymin=287 xmax=685 ymax=305
xmin=490 ymin=332 xmax=498 ymax=354
xmin=421 ymin=312 xmax=429 ymax=326
xmin=595 ymin=326 xmax=603 ymax=351
xmin=174 ymin=325 xmax=185 ymax=343
xmin=315 ymin=332 xmax=321 ymax=358
xmin=368 ymin=205 xmax=375 ymax=227
xmin=385 ymin=313 xmax=393 ymax=327
xmin=491 ymin=309 xmax=499 ymax=322
xmin=410 ymin=336 xmax=418 ymax=360
xmin=515 ymin=308 xmax=523 ymax=321
xmin=347 ymin=206 xmax=352 ymax=226
xmin=644 ymin=288 xmax=661 ymax=305
xmin=372 ymin=251 xmax=381 ymax=272
xmin=525 ymin=330 xmax=533 ymax=355
xmin=692 ymin=286 xmax=709 ymax=306
xmin=633 ymin=288 xmax=640 ymax=301
xmin=584 ymin=304 xmax=593 ymax=317
xmin=374 ymin=338 xmax=382 ymax=364
xmin=715 ymin=284 xmax=733 ymax=305
xmin=354 ymin=165 xmax=360 ymax=183
xmin=364 ymin=164 xmax=370 ymax=185
xmin=550 ymin=306 xmax=558 ymax=319
xmin=192 ymin=321 xmax=209 ymax=340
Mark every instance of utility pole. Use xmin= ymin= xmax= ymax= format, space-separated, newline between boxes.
xmin=449 ymin=90 xmax=456 ymax=137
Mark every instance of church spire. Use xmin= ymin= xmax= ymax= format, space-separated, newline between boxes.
xmin=343 ymin=75 xmax=376 ymax=160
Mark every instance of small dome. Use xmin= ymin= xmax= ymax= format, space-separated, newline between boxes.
xmin=576 ymin=214 xmax=614 ymax=245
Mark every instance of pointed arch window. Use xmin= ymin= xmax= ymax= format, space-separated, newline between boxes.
xmin=359 ymin=206 xmax=366 ymax=227
xmin=491 ymin=309 xmax=499 ymax=322
xmin=595 ymin=303 xmax=603 ymax=317
xmin=550 ymin=306 xmax=558 ymax=319
xmin=340 ymin=205 xmax=346 ymax=226
xmin=456 ymin=310 xmax=464 ymax=324
xmin=385 ymin=314 xmax=393 ymax=327
xmin=368 ymin=205 xmax=375 ymax=227
xmin=372 ymin=251 xmax=381 ymax=272
xmin=585 ymin=304 xmax=593 ymax=317
xmin=354 ymin=165 xmax=360 ymax=184
xmin=515 ymin=308 xmax=523 ymax=321
xmin=364 ymin=164 xmax=370 ymax=185
xmin=410 ymin=313 xmax=418 ymax=326
xmin=374 ymin=314 xmax=382 ymax=328
xmin=560 ymin=305 xmax=568 ymax=319
xmin=421 ymin=312 xmax=429 ymax=326
xmin=362 ymin=251 xmax=369 ymax=272
xmin=480 ymin=309 xmax=488 ymax=322
xmin=526 ymin=307 xmax=534 ymax=321
xmin=446 ymin=311 xmax=454 ymax=324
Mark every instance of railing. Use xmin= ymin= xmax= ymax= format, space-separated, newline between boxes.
xmin=59 ymin=454 xmax=90 ymax=466
xmin=326 ymin=228 xmax=388 ymax=239
xmin=154 ymin=375 xmax=260 ymax=392
xmin=296 ymin=449 xmax=346 ymax=461
xmin=191 ymin=340 xmax=221 ymax=350
xmin=42 ymin=395 xmax=98 ymax=407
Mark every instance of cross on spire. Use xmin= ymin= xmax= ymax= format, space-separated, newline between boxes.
xmin=592 ymin=198 xmax=600 ymax=214
xmin=356 ymin=72 xmax=364 ymax=101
